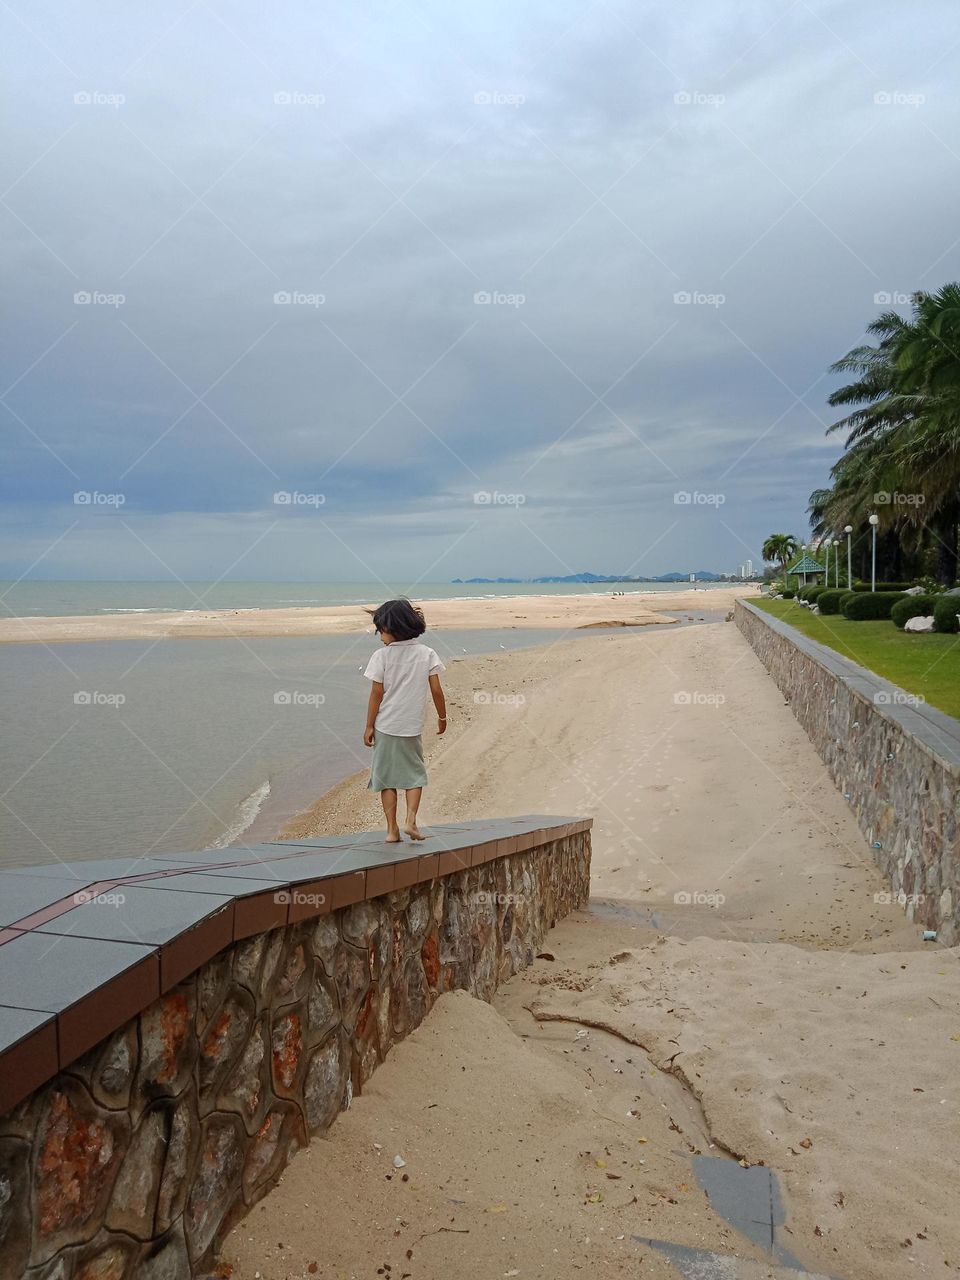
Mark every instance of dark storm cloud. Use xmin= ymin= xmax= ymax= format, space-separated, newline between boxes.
xmin=3 ymin=0 xmax=959 ymax=581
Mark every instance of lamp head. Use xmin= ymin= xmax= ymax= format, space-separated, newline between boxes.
xmin=868 ymin=514 xmax=880 ymax=527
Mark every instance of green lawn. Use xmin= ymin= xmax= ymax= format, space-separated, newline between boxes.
xmin=752 ymin=598 xmax=960 ymax=720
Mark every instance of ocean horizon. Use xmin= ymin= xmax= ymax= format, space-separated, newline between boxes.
xmin=0 ymin=578 xmax=738 ymax=619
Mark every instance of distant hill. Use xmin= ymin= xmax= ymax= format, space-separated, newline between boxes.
xmin=451 ymin=570 xmax=726 ymax=584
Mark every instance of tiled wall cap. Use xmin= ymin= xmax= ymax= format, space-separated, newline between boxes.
xmin=0 ymin=816 xmax=591 ymax=1115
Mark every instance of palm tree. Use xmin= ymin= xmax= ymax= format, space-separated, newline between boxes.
xmin=819 ymin=285 xmax=960 ymax=584
xmin=762 ymin=533 xmax=799 ymax=578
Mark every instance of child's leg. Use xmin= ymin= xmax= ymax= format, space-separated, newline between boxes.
xmin=403 ymin=787 xmax=424 ymax=840
xmin=380 ymin=788 xmax=401 ymax=842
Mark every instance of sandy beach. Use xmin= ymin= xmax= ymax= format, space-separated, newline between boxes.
xmin=222 ymin=617 xmax=958 ymax=1280
xmin=0 ymin=585 xmax=755 ymax=645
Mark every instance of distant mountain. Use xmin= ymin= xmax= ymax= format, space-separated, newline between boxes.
xmin=452 ymin=570 xmax=727 ymax=584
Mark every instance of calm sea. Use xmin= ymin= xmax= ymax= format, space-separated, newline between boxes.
xmin=0 ymin=582 xmax=733 ymax=869
xmin=0 ymin=579 xmax=730 ymax=617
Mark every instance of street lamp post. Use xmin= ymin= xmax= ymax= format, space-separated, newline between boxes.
xmin=824 ymin=539 xmax=830 ymax=589
xmin=845 ymin=525 xmax=853 ymax=588
xmin=869 ymin=514 xmax=880 ymax=592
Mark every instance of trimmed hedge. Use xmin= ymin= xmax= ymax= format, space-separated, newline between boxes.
xmin=851 ymin=581 xmax=915 ymax=593
xmin=817 ymin=588 xmax=849 ymax=615
xmin=800 ymin=584 xmax=829 ymax=602
xmin=840 ymin=591 xmax=857 ymax=613
xmin=843 ymin=591 xmax=908 ymax=621
xmin=933 ymin=595 xmax=960 ymax=633
xmin=891 ymin=595 xmax=937 ymax=629
xmin=780 ymin=589 xmax=796 ymax=599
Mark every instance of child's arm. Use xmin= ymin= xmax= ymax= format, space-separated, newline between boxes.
xmin=429 ymin=673 xmax=447 ymax=735
xmin=364 ymin=681 xmax=384 ymax=746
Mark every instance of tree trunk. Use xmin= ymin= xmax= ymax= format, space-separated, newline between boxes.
xmin=934 ymin=511 xmax=959 ymax=586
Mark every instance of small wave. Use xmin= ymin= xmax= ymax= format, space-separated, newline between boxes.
xmin=98 ymin=607 xmax=179 ymax=614
xmin=207 ymin=779 xmax=271 ymax=849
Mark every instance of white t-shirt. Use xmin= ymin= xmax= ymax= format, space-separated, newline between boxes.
xmin=363 ymin=639 xmax=445 ymax=736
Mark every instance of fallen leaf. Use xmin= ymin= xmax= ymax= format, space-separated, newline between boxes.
xmin=799 ymin=1138 xmax=813 ymax=1149
xmin=487 ymin=1203 xmax=508 ymax=1214
xmin=585 ymin=1192 xmax=603 ymax=1203
xmin=595 ymin=1158 xmax=607 ymax=1168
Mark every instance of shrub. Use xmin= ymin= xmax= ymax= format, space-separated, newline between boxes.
xmin=780 ymin=589 xmax=795 ymax=599
xmin=817 ymin=588 xmax=849 ymax=615
xmin=933 ymin=595 xmax=960 ymax=633
xmin=851 ymin=581 xmax=915 ymax=593
xmin=843 ymin=591 xmax=908 ymax=621
xmin=891 ymin=595 xmax=937 ymax=629
xmin=840 ymin=591 xmax=857 ymax=613
xmin=800 ymin=584 xmax=829 ymax=602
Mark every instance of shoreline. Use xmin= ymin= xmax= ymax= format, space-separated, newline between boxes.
xmin=0 ymin=584 xmax=757 ymax=646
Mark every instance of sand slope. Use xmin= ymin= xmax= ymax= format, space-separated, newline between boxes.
xmin=530 ymin=938 xmax=960 ymax=1280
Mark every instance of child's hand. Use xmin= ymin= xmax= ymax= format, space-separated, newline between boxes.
xmin=363 ymin=727 xmax=375 ymax=747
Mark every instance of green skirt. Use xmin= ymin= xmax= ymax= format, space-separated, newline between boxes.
xmin=368 ymin=731 xmax=427 ymax=791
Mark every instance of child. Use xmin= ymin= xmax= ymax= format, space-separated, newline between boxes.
xmin=362 ymin=598 xmax=447 ymax=842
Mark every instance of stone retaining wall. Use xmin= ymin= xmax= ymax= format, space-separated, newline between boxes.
xmin=0 ymin=832 xmax=590 ymax=1279
xmin=736 ymin=600 xmax=959 ymax=942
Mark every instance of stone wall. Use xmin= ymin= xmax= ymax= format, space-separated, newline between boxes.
xmin=736 ymin=600 xmax=960 ymax=942
xmin=0 ymin=833 xmax=590 ymax=1280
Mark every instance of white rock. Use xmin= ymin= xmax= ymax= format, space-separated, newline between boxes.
xmin=393 ymin=1154 xmax=406 ymax=1168
xmin=905 ymin=585 xmax=926 ymax=595
xmin=904 ymin=615 xmax=935 ymax=632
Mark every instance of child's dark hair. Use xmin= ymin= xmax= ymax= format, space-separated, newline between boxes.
xmin=367 ymin=598 xmax=426 ymax=640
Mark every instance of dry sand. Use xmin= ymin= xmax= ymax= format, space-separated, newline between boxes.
xmin=223 ymin=619 xmax=957 ymax=1280
xmin=0 ymin=585 xmax=754 ymax=645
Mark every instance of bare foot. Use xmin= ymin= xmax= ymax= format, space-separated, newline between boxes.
xmin=385 ymin=830 xmax=402 ymax=843
xmin=403 ymin=825 xmax=426 ymax=841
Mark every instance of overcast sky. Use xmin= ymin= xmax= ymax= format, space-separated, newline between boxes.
xmin=3 ymin=0 xmax=959 ymax=583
